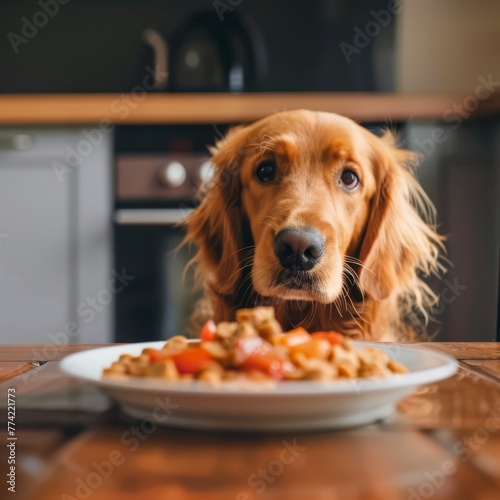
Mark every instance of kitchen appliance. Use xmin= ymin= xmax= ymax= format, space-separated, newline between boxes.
xmin=168 ymin=10 xmax=266 ymax=92
xmin=114 ymin=128 xmax=217 ymax=342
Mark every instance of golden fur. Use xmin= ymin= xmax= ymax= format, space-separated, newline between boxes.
xmin=183 ymin=110 xmax=445 ymax=341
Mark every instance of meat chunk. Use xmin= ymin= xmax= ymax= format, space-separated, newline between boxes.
xmin=235 ymin=306 xmax=275 ymax=328
xmin=257 ymin=319 xmax=282 ymax=341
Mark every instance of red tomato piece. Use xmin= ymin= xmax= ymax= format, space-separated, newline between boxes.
xmin=200 ymin=320 xmax=217 ymax=341
xmin=171 ymin=348 xmax=212 ymax=374
xmin=242 ymin=353 xmax=292 ymax=380
xmin=286 ymin=327 xmax=308 ymax=335
xmin=279 ymin=327 xmax=311 ymax=347
xmin=311 ymin=331 xmax=344 ymax=345
xmin=233 ymin=336 xmax=273 ymax=365
xmin=148 ymin=349 xmax=171 ymax=363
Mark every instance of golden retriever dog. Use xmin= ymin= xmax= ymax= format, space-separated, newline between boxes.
xmin=184 ymin=110 xmax=444 ymax=341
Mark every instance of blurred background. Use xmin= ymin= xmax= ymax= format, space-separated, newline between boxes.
xmin=0 ymin=0 xmax=498 ymax=344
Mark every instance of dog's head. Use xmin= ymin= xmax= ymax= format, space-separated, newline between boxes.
xmin=185 ymin=110 xmax=442 ymax=317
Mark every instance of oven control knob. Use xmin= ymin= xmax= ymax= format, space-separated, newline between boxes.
xmin=199 ymin=160 xmax=215 ymax=184
xmin=159 ymin=161 xmax=186 ymax=188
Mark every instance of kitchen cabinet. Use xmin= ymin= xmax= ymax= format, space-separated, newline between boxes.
xmin=404 ymin=121 xmax=500 ymax=341
xmin=0 ymin=128 xmax=112 ymax=344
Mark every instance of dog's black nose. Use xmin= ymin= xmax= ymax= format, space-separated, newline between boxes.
xmin=274 ymin=227 xmax=324 ymax=271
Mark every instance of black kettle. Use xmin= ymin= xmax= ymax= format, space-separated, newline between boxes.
xmin=166 ymin=10 xmax=266 ymax=93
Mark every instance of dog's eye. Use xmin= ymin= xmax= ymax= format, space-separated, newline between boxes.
xmin=256 ymin=162 xmax=277 ymax=183
xmin=340 ymin=169 xmax=359 ymax=191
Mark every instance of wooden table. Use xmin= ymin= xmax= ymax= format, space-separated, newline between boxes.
xmin=1 ymin=343 xmax=500 ymax=500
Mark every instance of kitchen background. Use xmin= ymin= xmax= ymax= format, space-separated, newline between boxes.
xmin=0 ymin=0 xmax=499 ymax=344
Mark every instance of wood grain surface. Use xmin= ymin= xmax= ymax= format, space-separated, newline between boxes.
xmin=0 ymin=344 xmax=119 ymax=362
xmin=411 ymin=343 xmax=500 ymax=360
xmin=0 ymin=93 xmax=469 ymax=125
xmin=463 ymin=360 xmax=500 ymax=380
xmin=0 ymin=362 xmax=36 ymax=383
xmin=1 ymin=343 xmax=500 ymax=500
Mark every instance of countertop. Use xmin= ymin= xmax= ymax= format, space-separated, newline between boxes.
xmin=0 ymin=92 xmax=481 ymax=124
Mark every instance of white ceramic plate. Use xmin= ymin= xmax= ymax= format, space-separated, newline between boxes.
xmin=60 ymin=341 xmax=457 ymax=432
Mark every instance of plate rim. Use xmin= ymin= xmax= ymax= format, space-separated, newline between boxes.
xmin=59 ymin=340 xmax=458 ymax=396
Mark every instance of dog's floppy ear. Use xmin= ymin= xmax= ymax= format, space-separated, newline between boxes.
xmin=183 ymin=126 xmax=250 ymax=295
xmin=358 ymin=131 xmax=444 ymax=308
xmin=357 ymin=167 xmax=397 ymax=301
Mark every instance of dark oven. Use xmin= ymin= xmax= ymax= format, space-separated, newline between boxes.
xmin=113 ymin=126 xmax=218 ymax=342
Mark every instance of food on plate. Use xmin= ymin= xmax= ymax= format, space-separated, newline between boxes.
xmin=103 ymin=307 xmax=408 ymax=384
